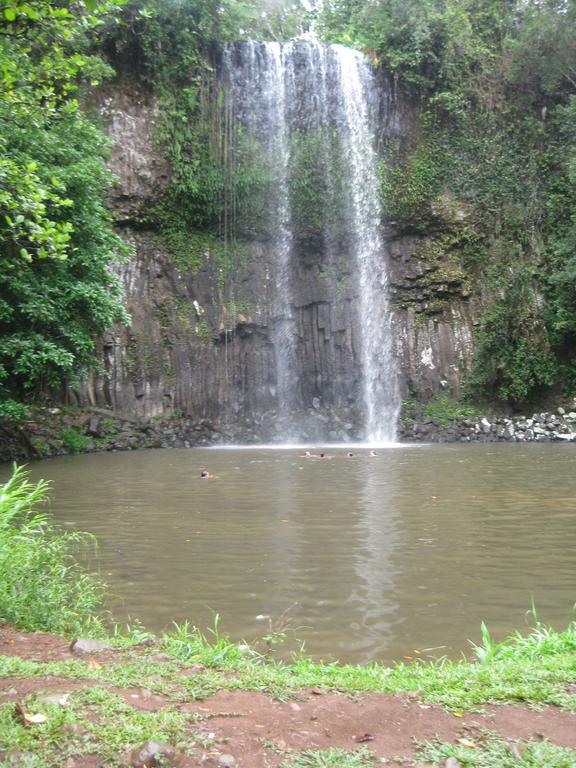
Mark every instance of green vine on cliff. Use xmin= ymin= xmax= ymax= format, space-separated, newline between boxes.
xmin=466 ymin=269 xmax=558 ymax=407
xmin=378 ymin=128 xmax=444 ymax=229
xmin=318 ymin=0 xmax=576 ymax=408
xmin=288 ymin=127 xmax=349 ymax=240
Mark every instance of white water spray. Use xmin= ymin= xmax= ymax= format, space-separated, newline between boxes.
xmin=223 ymin=40 xmax=400 ymax=442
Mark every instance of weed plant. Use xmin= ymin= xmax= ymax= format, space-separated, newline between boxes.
xmin=0 ymin=685 xmax=201 ymax=767
xmin=59 ymin=427 xmax=91 ymax=454
xmin=471 ymin=610 xmax=576 ymax=664
xmin=418 ymin=732 xmax=576 ymax=767
xmin=281 ymin=747 xmax=373 ymax=767
xmin=0 ymin=465 xmax=105 ymax=636
xmin=151 ymin=616 xmax=576 ymax=712
xmin=162 ymin=617 xmax=257 ymax=667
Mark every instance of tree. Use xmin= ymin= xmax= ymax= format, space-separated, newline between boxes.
xmin=0 ymin=0 xmax=129 ymax=417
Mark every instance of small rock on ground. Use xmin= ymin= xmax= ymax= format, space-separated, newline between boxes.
xmin=69 ymin=638 xmax=111 ymax=654
xmin=217 ymin=756 xmax=236 ymax=767
xmin=129 ymin=741 xmax=182 ymax=767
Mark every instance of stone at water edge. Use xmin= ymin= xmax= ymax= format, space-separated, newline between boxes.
xmin=129 ymin=741 xmax=183 ymax=768
xmin=69 ymin=638 xmax=111 ymax=654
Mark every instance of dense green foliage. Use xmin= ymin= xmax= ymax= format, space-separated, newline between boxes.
xmin=0 ymin=464 xmax=105 ymax=634
xmin=403 ymin=392 xmax=480 ymax=427
xmin=2 ymin=0 xmax=576 ymax=410
xmin=318 ymin=0 xmax=576 ymax=407
xmin=103 ymin=0 xmax=576 ymax=409
xmin=101 ymin=0 xmax=311 ymax=281
xmin=0 ymin=0 xmax=129 ymax=418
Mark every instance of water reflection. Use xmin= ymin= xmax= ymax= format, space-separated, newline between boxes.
xmin=348 ymin=457 xmax=401 ymax=661
xmin=2 ymin=443 xmax=575 ymax=663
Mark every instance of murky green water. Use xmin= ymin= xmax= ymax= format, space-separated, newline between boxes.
xmin=5 ymin=443 xmax=576 ymax=663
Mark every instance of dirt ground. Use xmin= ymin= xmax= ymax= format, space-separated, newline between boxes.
xmin=1 ymin=628 xmax=575 ymax=767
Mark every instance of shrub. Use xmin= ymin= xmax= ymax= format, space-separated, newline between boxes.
xmin=0 ymin=465 xmax=105 ymax=636
xmin=423 ymin=393 xmax=480 ymax=426
xmin=60 ymin=427 xmax=90 ymax=454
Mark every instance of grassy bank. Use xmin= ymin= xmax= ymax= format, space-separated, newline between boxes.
xmin=2 ymin=615 xmax=576 ymax=711
xmin=0 ymin=466 xmax=575 ymax=766
xmin=0 ymin=465 xmax=106 ymax=637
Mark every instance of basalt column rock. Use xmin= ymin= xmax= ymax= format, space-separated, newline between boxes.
xmin=70 ymin=53 xmax=483 ymax=441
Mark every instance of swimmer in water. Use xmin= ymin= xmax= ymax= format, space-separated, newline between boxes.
xmin=368 ymin=450 xmax=378 ymax=457
xmin=346 ymin=452 xmax=354 ymax=457
xmin=301 ymin=450 xmax=313 ymax=458
xmin=200 ymin=469 xmax=216 ymax=479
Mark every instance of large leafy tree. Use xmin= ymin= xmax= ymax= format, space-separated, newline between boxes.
xmin=0 ymin=0 xmax=129 ymax=418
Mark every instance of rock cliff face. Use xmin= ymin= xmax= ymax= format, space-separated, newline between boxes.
xmin=388 ymin=221 xmax=479 ymax=404
xmin=70 ymin=63 xmax=480 ymax=442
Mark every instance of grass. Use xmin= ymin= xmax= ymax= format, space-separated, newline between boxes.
xmin=0 ymin=464 xmax=105 ymax=636
xmin=162 ymin=617 xmax=255 ymax=667
xmin=423 ymin=394 xmax=481 ymax=427
xmin=59 ymin=427 xmax=91 ymax=454
xmin=469 ymin=605 xmax=576 ymax=666
xmin=0 ymin=685 xmax=203 ymax=767
xmin=281 ymin=747 xmax=374 ymax=767
xmin=417 ymin=732 xmax=576 ymax=767
xmin=148 ymin=617 xmax=576 ymax=711
xmin=1 ymin=616 xmax=575 ymax=713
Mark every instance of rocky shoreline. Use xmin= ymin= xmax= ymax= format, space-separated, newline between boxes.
xmin=402 ymin=406 xmax=576 ymax=444
xmin=2 ymin=403 xmax=576 ymax=463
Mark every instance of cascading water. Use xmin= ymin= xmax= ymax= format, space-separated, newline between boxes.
xmin=223 ymin=41 xmax=300 ymax=440
xmin=334 ymin=46 xmax=401 ymax=443
xmin=222 ymin=39 xmax=400 ymax=443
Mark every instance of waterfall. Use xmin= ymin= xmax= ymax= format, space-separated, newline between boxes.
xmin=223 ymin=41 xmax=300 ymax=440
xmin=222 ymin=40 xmax=400 ymax=443
xmin=334 ymin=46 xmax=401 ymax=443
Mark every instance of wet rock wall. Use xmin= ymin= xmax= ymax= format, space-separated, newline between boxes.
xmin=70 ymin=76 xmax=481 ymax=440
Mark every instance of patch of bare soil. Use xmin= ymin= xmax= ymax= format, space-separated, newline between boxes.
xmin=1 ymin=627 xmax=575 ymax=767
xmin=182 ymin=690 xmax=576 ymax=766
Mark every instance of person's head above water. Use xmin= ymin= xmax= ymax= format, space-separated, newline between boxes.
xmin=200 ymin=469 xmax=210 ymax=478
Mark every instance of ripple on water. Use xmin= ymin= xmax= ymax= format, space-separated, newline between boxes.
xmin=3 ymin=442 xmax=575 ymax=664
